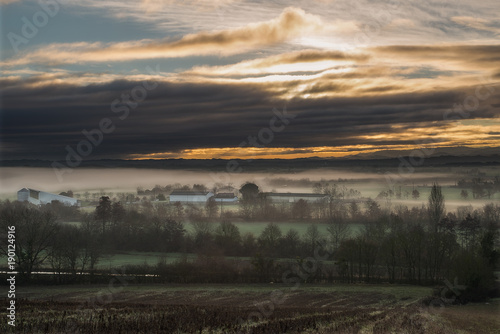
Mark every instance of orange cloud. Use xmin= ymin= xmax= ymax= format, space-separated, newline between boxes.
xmin=126 ymin=146 xmax=392 ymax=160
xmin=127 ymin=120 xmax=500 ymax=160
xmin=187 ymin=49 xmax=368 ymax=77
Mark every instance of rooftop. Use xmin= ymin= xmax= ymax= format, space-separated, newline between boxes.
xmin=215 ymin=193 xmax=237 ymax=198
xmin=170 ymin=190 xmax=212 ymax=196
xmin=18 ymin=188 xmax=76 ymax=200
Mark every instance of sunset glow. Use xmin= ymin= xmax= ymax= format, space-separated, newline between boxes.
xmin=1 ymin=0 xmax=499 ymax=161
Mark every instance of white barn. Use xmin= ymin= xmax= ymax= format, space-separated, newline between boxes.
xmin=169 ymin=190 xmax=214 ymax=203
xmin=262 ymin=192 xmax=328 ymax=203
xmin=17 ymin=188 xmax=79 ymax=206
xmin=214 ymin=193 xmax=238 ymax=203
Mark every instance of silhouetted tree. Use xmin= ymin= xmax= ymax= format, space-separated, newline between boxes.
xmin=292 ymin=199 xmax=310 ymax=219
xmin=281 ymin=228 xmax=301 ymax=257
xmin=364 ymin=199 xmax=381 ymax=218
xmin=480 ymin=225 xmax=500 ymax=269
xmin=214 ymin=220 xmax=241 ymax=255
xmin=337 ymin=239 xmax=358 ymax=283
xmin=192 ymin=220 xmax=214 ymax=252
xmin=95 ymin=196 xmax=112 ymax=234
xmin=348 ymin=201 xmax=360 ymax=220
xmin=304 ymin=224 xmax=322 ymax=254
xmin=80 ymin=213 xmax=102 ymax=274
xmin=380 ymin=230 xmax=400 ymax=283
xmin=0 ymin=201 xmax=59 ymax=281
xmin=412 ymin=189 xmax=420 ymax=200
xmin=460 ymin=189 xmax=469 ymax=200
xmin=239 ymin=182 xmax=259 ymax=203
xmin=173 ymin=201 xmax=184 ymax=221
xmin=163 ymin=219 xmax=185 ymax=252
xmin=327 ymin=218 xmax=350 ymax=253
xmin=41 ymin=200 xmax=80 ymax=221
xmin=428 ymin=183 xmax=445 ymax=232
xmin=458 ymin=214 xmax=481 ymax=250
xmin=48 ymin=224 xmax=84 ymax=281
xmin=258 ymin=223 xmax=282 ymax=257
xmin=111 ymin=202 xmax=126 ymax=228
xmin=205 ymin=197 xmax=219 ymax=220
xmin=59 ymin=190 xmax=74 ymax=197
xmin=241 ymin=232 xmax=257 ymax=255
xmin=192 ymin=184 xmax=208 ymax=192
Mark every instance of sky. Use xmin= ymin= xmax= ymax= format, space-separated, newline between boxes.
xmin=0 ymin=0 xmax=499 ymax=161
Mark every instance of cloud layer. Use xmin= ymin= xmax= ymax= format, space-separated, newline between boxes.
xmin=2 ymin=7 xmax=324 ymax=67
xmin=1 ymin=2 xmax=499 ymax=161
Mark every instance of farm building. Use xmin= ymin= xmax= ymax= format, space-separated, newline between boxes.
xmin=214 ymin=193 xmax=238 ymax=203
xmin=17 ymin=188 xmax=80 ymax=206
xmin=169 ymin=190 xmax=214 ymax=203
xmin=262 ymin=192 xmax=328 ymax=203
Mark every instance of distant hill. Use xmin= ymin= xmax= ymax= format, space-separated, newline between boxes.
xmin=344 ymin=146 xmax=500 ymax=160
xmin=1 ymin=150 xmax=499 ymax=171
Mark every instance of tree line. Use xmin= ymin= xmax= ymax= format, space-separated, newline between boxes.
xmin=0 ymin=184 xmax=498 ymax=301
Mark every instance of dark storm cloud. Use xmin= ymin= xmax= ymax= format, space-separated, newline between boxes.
xmin=1 ymin=77 xmax=499 ymax=160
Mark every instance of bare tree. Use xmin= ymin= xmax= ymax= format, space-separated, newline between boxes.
xmin=428 ymin=183 xmax=445 ymax=232
xmin=0 ymin=202 xmax=59 ymax=281
xmin=292 ymin=199 xmax=310 ymax=220
xmin=173 ymin=201 xmax=184 ymax=221
xmin=205 ymin=197 xmax=219 ymax=220
xmin=304 ymin=224 xmax=321 ymax=254
xmin=281 ymin=228 xmax=301 ymax=257
xmin=80 ymin=213 xmax=102 ymax=275
xmin=48 ymin=225 xmax=83 ymax=282
xmin=191 ymin=219 xmax=214 ymax=252
xmin=214 ymin=220 xmax=241 ymax=255
xmin=258 ymin=223 xmax=282 ymax=256
xmin=327 ymin=218 xmax=350 ymax=253
xmin=460 ymin=189 xmax=469 ymax=200
xmin=412 ymin=189 xmax=420 ymax=199
xmin=95 ymin=196 xmax=112 ymax=234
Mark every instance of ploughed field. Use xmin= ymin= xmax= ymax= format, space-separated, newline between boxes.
xmin=2 ymin=284 xmax=499 ymax=333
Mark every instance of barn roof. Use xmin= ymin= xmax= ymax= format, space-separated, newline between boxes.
xmin=215 ymin=193 xmax=237 ymax=198
xmin=170 ymin=190 xmax=212 ymax=196
xmin=18 ymin=188 xmax=76 ymax=201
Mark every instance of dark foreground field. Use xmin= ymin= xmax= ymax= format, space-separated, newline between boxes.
xmin=2 ymin=284 xmax=499 ymax=333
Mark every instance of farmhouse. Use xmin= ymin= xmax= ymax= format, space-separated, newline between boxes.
xmin=17 ymin=188 xmax=80 ymax=206
xmin=169 ymin=190 xmax=214 ymax=203
xmin=214 ymin=193 xmax=238 ymax=203
xmin=262 ymin=192 xmax=328 ymax=203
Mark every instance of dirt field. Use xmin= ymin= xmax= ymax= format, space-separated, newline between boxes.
xmin=2 ymin=284 xmax=499 ymax=333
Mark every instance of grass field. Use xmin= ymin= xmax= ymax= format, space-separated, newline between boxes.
xmin=96 ymin=252 xmax=196 ymax=269
xmin=58 ymin=220 xmax=366 ymax=239
xmin=185 ymin=221 xmax=364 ymax=237
xmin=2 ymin=284 xmax=498 ymax=333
